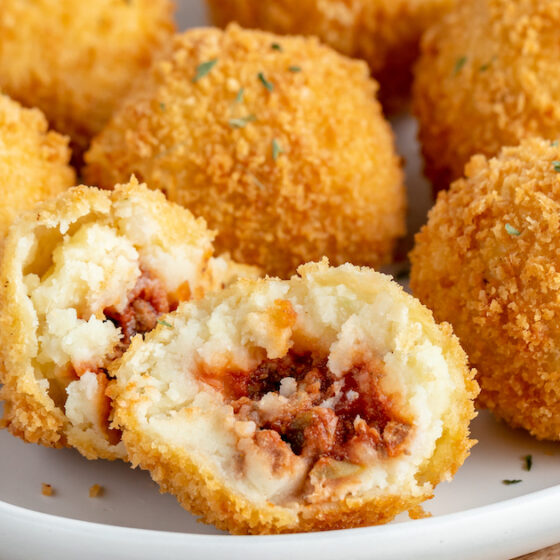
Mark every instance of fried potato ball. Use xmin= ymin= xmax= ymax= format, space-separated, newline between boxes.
xmin=206 ymin=0 xmax=454 ymax=110
xmin=0 ymin=0 xmax=174 ymax=156
xmin=0 ymin=178 xmax=258 ymax=460
xmin=0 ymin=94 xmax=75 ymax=238
xmin=111 ymin=260 xmax=477 ymax=534
xmin=84 ymin=24 xmax=406 ymax=279
xmin=410 ymin=138 xmax=560 ymax=441
xmin=413 ymin=0 xmax=560 ymax=193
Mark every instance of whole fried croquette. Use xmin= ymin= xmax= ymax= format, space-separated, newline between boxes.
xmin=410 ymin=138 xmax=560 ymax=441
xmin=84 ymin=25 xmax=406 ymax=279
xmin=206 ymin=0 xmax=454 ymax=110
xmin=111 ymin=260 xmax=477 ymax=534
xmin=0 ymin=178 xmax=257 ymax=461
xmin=0 ymin=0 xmax=174 ymax=157
xmin=413 ymin=0 xmax=560 ymax=194
xmin=0 ymin=94 xmax=75 ymax=238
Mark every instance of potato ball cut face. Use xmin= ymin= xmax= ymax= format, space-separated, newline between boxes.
xmin=410 ymin=138 xmax=560 ymax=441
xmin=0 ymin=94 xmax=75 ymax=237
xmin=112 ymin=261 xmax=477 ymax=534
xmin=0 ymin=179 xmax=236 ymax=460
xmin=413 ymin=0 xmax=560 ymax=193
xmin=84 ymin=24 xmax=405 ymax=278
xmin=0 ymin=0 xmax=174 ymax=156
xmin=206 ymin=0 xmax=454 ymax=110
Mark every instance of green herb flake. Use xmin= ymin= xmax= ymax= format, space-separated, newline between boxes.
xmin=553 ymin=160 xmax=560 ymax=172
xmin=270 ymin=43 xmax=283 ymax=51
xmin=157 ymin=319 xmax=172 ymax=328
xmin=228 ymin=114 xmax=257 ymax=129
xmin=272 ymin=138 xmax=284 ymax=160
xmin=159 ymin=102 xmax=166 ymax=111
xmin=523 ymin=454 xmax=533 ymax=472
xmin=502 ymin=479 xmax=522 ymax=485
xmin=479 ymin=56 xmax=497 ymax=72
xmin=288 ymin=65 xmax=302 ymax=73
xmin=192 ymin=58 xmax=218 ymax=83
xmin=258 ymin=72 xmax=274 ymax=92
xmin=453 ymin=56 xmax=467 ymax=76
xmin=505 ymin=223 xmax=521 ymax=237
xmin=551 ymin=140 xmax=559 ymax=147
xmin=251 ymin=175 xmax=265 ymax=190
xmin=234 ymin=87 xmax=245 ymax=104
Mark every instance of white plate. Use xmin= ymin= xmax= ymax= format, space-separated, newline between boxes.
xmin=2 ymin=2 xmax=560 ymax=559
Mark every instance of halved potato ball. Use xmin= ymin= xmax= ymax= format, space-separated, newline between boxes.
xmin=111 ymin=260 xmax=477 ymax=534
xmin=206 ymin=0 xmax=454 ymax=110
xmin=410 ymin=138 xmax=560 ymax=440
xmin=413 ymin=0 xmax=560 ymax=193
xmin=0 ymin=0 xmax=174 ymax=156
xmin=84 ymin=24 xmax=406 ymax=278
xmin=0 ymin=178 xmax=257 ymax=460
xmin=0 ymin=94 xmax=75 ymax=237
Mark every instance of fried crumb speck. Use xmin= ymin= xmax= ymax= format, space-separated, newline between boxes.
xmin=89 ymin=484 xmax=104 ymax=498
xmin=41 ymin=483 xmax=54 ymax=496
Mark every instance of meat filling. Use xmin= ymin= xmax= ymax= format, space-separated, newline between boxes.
xmin=70 ymin=270 xmax=175 ymax=444
xmin=217 ymin=351 xmax=411 ymax=466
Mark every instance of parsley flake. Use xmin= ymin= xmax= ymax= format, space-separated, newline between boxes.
xmin=288 ymin=65 xmax=302 ymax=73
xmin=453 ymin=56 xmax=467 ymax=76
xmin=157 ymin=319 xmax=172 ymax=328
xmin=505 ymin=223 xmax=521 ymax=237
xmin=159 ymin=102 xmax=166 ymax=111
xmin=272 ymin=138 xmax=284 ymax=160
xmin=228 ymin=114 xmax=257 ymax=128
xmin=553 ymin=160 xmax=560 ymax=172
xmin=271 ymin=43 xmax=283 ymax=51
xmin=258 ymin=72 xmax=274 ymax=92
xmin=251 ymin=175 xmax=265 ymax=190
xmin=523 ymin=454 xmax=533 ymax=471
xmin=552 ymin=140 xmax=559 ymax=147
xmin=234 ymin=87 xmax=245 ymax=104
xmin=192 ymin=59 xmax=218 ymax=83
xmin=479 ymin=56 xmax=497 ymax=72
xmin=502 ymin=479 xmax=522 ymax=485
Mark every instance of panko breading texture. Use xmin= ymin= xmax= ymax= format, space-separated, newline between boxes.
xmin=0 ymin=94 xmax=75 ymax=238
xmin=111 ymin=261 xmax=477 ymax=534
xmin=0 ymin=179 xmax=225 ymax=460
xmin=84 ymin=24 xmax=406 ymax=279
xmin=413 ymin=0 xmax=560 ymax=193
xmin=0 ymin=0 xmax=174 ymax=156
xmin=410 ymin=138 xmax=560 ymax=441
xmin=206 ymin=0 xmax=454 ymax=110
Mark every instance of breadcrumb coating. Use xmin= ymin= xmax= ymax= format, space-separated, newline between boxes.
xmin=84 ymin=24 xmax=406 ymax=278
xmin=0 ymin=179 xmax=255 ymax=460
xmin=112 ymin=260 xmax=477 ymax=534
xmin=0 ymin=0 xmax=174 ymax=157
xmin=206 ymin=0 xmax=454 ymax=111
xmin=0 ymin=94 xmax=75 ymax=238
xmin=410 ymin=138 xmax=560 ymax=440
xmin=413 ymin=0 xmax=560 ymax=193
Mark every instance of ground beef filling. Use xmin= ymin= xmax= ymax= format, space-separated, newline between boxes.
xmin=70 ymin=270 xmax=176 ymax=445
xmin=228 ymin=352 xmax=411 ymax=465
xmin=104 ymin=269 xmax=174 ymax=351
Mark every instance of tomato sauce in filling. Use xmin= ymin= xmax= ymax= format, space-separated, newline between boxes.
xmin=224 ymin=351 xmax=411 ymax=464
xmin=71 ymin=270 xmax=177 ymax=445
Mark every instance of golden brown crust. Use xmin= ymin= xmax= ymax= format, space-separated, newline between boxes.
xmin=122 ymin=424 xmax=431 ymax=534
xmin=410 ymin=138 xmax=560 ymax=440
xmin=84 ymin=24 xmax=405 ymax=278
xmin=0 ymin=0 xmax=174 ymax=156
xmin=206 ymin=0 xmax=454 ymax=111
xmin=413 ymin=0 xmax=560 ymax=193
xmin=0 ymin=94 xmax=75 ymax=238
